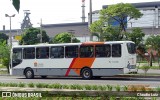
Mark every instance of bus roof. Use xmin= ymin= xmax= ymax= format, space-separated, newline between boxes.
xmin=12 ymin=41 xmax=134 ymax=48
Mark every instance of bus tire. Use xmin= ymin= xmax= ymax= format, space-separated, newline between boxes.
xmin=25 ymin=68 xmax=34 ymax=79
xmin=81 ymin=68 xmax=92 ymax=80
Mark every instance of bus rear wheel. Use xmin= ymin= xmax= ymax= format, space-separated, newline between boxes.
xmin=81 ymin=68 xmax=92 ymax=80
xmin=25 ymin=68 xmax=34 ymax=79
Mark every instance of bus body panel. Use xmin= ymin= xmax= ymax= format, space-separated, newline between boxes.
xmin=10 ymin=41 xmax=137 ymax=78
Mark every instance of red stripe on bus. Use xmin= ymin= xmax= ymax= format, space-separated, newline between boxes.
xmin=65 ymin=58 xmax=77 ymax=76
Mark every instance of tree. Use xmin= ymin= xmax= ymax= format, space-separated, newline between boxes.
xmin=125 ymin=28 xmax=145 ymax=46
xmin=100 ymin=3 xmax=143 ymax=39
xmin=146 ymin=35 xmax=160 ymax=68
xmin=0 ymin=33 xmax=9 ymax=43
xmin=145 ymin=35 xmax=157 ymax=67
xmin=89 ymin=20 xmax=105 ymax=41
xmin=19 ymin=28 xmax=50 ymax=45
xmin=0 ymin=41 xmax=10 ymax=73
xmin=52 ymin=32 xmax=80 ymax=43
xmin=89 ymin=20 xmax=122 ymax=41
xmin=103 ymin=25 xmax=122 ymax=41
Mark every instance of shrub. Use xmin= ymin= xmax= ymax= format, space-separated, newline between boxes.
xmin=141 ymin=65 xmax=150 ymax=76
xmin=106 ymin=85 xmax=113 ymax=91
xmin=28 ymin=83 xmax=35 ymax=88
xmin=122 ymin=86 xmax=128 ymax=91
xmin=115 ymin=85 xmax=121 ymax=91
xmin=18 ymin=82 xmax=25 ymax=87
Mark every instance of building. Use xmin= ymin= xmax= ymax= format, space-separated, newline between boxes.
xmin=0 ymin=22 xmax=90 ymax=45
xmin=42 ymin=22 xmax=90 ymax=42
xmin=102 ymin=1 xmax=160 ymax=35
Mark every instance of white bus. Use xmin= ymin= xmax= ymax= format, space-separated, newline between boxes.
xmin=10 ymin=41 xmax=137 ymax=79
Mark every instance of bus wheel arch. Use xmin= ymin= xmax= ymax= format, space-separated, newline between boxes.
xmin=24 ymin=67 xmax=34 ymax=79
xmin=80 ymin=67 xmax=93 ymax=80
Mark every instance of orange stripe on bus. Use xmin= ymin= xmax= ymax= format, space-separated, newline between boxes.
xmin=65 ymin=58 xmax=95 ymax=76
xmin=82 ymin=42 xmax=104 ymax=45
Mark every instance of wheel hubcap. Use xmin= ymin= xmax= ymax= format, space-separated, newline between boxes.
xmin=84 ymin=71 xmax=89 ymax=78
xmin=27 ymin=71 xmax=32 ymax=77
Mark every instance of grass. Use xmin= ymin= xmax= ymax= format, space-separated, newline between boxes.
xmin=138 ymin=65 xmax=160 ymax=69
xmin=156 ymin=86 xmax=160 ymax=92
xmin=18 ymin=82 xmax=26 ymax=87
xmin=0 ymin=64 xmax=5 ymax=68
xmin=28 ymin=83 xmax=34 ymax=88
xmin=0 ymin=70 xmax=8 ymax=74
xmin=0 ymin=97 xmax=145 ymax=100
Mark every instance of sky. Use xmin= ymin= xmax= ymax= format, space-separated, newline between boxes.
xmin=0 ymin=0 xmax=160 ymax=30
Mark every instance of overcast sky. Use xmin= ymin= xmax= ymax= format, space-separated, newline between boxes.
xmin=0 ymin=0 xmax=160 ymax=30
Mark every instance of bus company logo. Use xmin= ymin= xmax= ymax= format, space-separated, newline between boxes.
xmin=2 ymin=92 xmax=11 ymax=97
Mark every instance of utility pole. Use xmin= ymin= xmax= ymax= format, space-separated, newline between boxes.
xmin=89 ymin=0 xmax=93 ymax=41
xmin=5 ymin=14 xmax=15 ymax=47
xmin=40 ymin=19 xmax=42 ymax=43
xmin=68 ymin=30 xmax=75 ymax=43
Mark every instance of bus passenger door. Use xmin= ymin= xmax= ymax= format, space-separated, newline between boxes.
xmin=111 ymin=44 xmax=123 ymax=69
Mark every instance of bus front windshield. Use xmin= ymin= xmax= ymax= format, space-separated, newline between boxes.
xmin=127 ymin=43 xmax=136 ymax=54
xmin=13 ymin=48 xmax=22 ymax=60
xmin=12 ymin=48 xmax=22 ymax=67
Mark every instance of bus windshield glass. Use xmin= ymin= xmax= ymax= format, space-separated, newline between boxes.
xmin=127 ymin=43 xmax=136 ymax=54
xmin=12 ymin=48 xmax=22 ymax=60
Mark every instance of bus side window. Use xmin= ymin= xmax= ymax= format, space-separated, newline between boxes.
xmin=112 ymin=44 xmax=121 ymax=57
xmin=95 ymin=45 xmax=111 ymax=57
xmin=36 ymin=47 xmax=49 ymax=59
xmin=51 ymin=46 xmax=64 ymax=58
xmin=80 ymin=46 xmax=94 ymax=58
xmin=65 ymin=46 xmax=78 ymax=58
xmin=23 ymin=48 xmax=35 ymax=59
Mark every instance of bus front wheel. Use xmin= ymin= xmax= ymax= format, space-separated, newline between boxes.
xmin=25 ymin=68 xmax=34 ymax=79
xmin=81 ymin=68 xmax=92 ymax=80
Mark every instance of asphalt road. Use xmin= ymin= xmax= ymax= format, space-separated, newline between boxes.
xmin=0 ymin=75 xmax=160 ymax=87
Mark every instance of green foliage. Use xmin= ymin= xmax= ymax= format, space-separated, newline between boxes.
xmin=89 ymin=20 xmax=105 ymax=41
xmin=100 ymin=3 xmax=143 ymax=32
xmin=52 ymin=32 xmax=80 ymax=43
xmin=28 ymin=83 xmax=35 ymax=88
xmin=115 ymin=85 xmax=121 ymax=91
xmin=92 ymin=85 xmax=98 ymax=90
xmin=146 ymin=35 xmax=160 ymax=53
xmin=35 ymin=83 xmax=49 ymax=88
xmin=9 ymin=83 xmax=18 ymax=87
xmin=98 ymin=85 xmax=106 ymax=91
xmin=84 ymin=84 xmax=92 ymax=90
xmin=12 ymin=0 xmax=20 ymax=12
xmin=122 ymin=86 xmax=128 ymax=91
xmin=125 ymin=28 xmax=145 ymax=46
xmin=18 ymin=82 xmax=25 ymax=87
xmin=0 ymin=41 xmax=10 ymax=73
xmin=90 ymin=3 xmax=143 ymax=41
xmin=145 ymin=35 xmax=160 ymax=67
xmin=141 ymin=65 xmax=151 ymax=76
xmin=0 ymin=33 xmax=9 ymax=43
xmin=103 ymin=25 xmax=122 ymax=41
xmin=106 ymin=85 xmax=113 ymax=91
xmin=97 ymin=3 xmax=143 ymax=41
xmin=19 ymin=28 xmax=50 ymax=45
xmin=50 ymin=83 xmax=63 ymax=89
xmin=156 ymin=86 xmax=160 ymax=92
